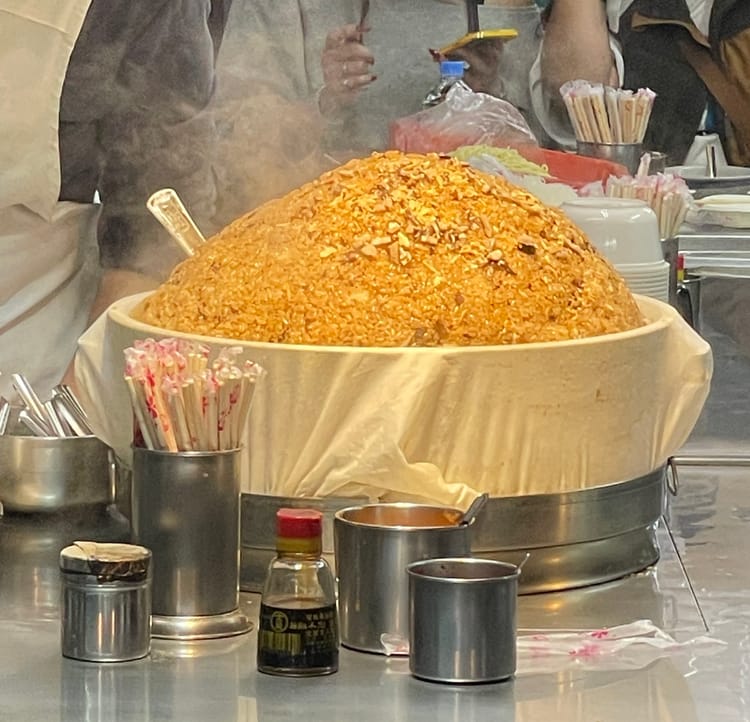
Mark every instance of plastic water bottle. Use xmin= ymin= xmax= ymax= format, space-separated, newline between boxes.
xmin=423 ymin=59 xmax=466 ymax=108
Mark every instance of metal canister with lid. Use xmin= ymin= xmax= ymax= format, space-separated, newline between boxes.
xmin=60 ymin=541 xmax=152 ymax=662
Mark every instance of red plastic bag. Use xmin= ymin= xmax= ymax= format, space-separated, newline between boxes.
xmin=389 ymin=82 xmax=538 ymax=155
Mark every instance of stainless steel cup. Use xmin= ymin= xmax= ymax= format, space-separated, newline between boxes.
xmin=407 ymin=557 xmax=519 ymax=684
xmin=576 ymin=141 xmax=643 ymax=175
xmin=131 ymin=447 xmax=250 ymax=639
xmin=334 ymin=503 xmax=471 ymax=654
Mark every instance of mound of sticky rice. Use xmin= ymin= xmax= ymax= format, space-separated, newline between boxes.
xmin=137 ymin=151 xmax=644 ymax=346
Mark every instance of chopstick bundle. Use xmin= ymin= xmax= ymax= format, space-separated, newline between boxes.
xmin=597 ymin=157 xmax=691 ymax=239
xmin=560 ymin=81 xmax=656 ymax=144
xmin=124 ymin=338 xmax=264 ymax=452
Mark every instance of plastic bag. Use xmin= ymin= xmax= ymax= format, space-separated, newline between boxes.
xmin=380 ymin=620 xmax=725 ymax=675
xmin=389 ymin=82 xmax=538 ymax=155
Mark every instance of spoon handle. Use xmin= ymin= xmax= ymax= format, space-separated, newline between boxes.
xmin=460 ymin=492 xmax=489 ymax=526
xmin=147 ymin=188 xmax=206 ymax=257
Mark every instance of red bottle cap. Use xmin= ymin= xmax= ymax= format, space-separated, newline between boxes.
xmin=277 ymin=508 xmax=323 ymax=539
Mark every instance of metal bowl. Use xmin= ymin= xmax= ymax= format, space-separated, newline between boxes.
xmin=0 ymin=432 xmax=114 ymax=513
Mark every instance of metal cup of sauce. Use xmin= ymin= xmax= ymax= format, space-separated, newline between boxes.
xmin=333 ymin=503 xmax=472 ymax=654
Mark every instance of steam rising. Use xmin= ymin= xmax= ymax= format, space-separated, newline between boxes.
xmin=209 ymin=0 xmax=542 ymax=228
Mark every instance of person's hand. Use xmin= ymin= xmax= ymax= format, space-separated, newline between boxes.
xmin=318 ymin=24 xmax=376 ymax=117
xmin=447 ymin=38 xmax=506 ymax=97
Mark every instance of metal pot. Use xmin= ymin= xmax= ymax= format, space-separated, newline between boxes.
xmin=0 ymin=433 xmax=114 ymax=513
xmin=333 ymin=503 xmax=471 ymax=654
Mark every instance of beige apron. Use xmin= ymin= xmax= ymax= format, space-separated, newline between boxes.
xmin=0 ymin=0 xmax=100 ymax=399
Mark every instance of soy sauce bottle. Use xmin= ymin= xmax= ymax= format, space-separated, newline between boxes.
xmin=257 ymin=508 xmax=339 ymax=676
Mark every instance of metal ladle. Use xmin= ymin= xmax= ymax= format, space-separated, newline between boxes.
xmin=147 ymin=188 xmax=206 ymax=258
xmin=459 ymin=492 xmax=489 ymax=526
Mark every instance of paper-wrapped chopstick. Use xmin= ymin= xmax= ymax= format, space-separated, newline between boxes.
xmin=560 ymin=81 xmax=656 ymax=144
xmin=582 ymin=162 xmax=692 ymax=239
xmin=124 ymin=339 xmax=265 ymax=452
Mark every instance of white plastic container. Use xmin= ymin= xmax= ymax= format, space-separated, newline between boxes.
xmin=561 ymin=198 xmax=663 ymax=266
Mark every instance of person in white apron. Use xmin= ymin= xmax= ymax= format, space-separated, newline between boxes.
xmin=0 ymin=1 xmax=231 ymax=401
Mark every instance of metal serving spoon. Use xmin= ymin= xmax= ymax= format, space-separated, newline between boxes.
xmin=147 ymin=188 xmax=206 ymax=258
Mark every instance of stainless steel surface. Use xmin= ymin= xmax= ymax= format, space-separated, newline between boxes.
xmin=674 ymin=455 xmax=750 ymax=466
xmin=674 ymin=227 xmax=750 ymax=458
xmin=474 ymin=469 xmax=663 ymax=549
xmin=240 ymin=492 xmax=365 ymax=593
xmin=242 ymin=471 xmax=664 ymax=597
xmin=472 ymin=468 xmax=664 ymax=592
xmin=0 ymin=474 xmax=745 ymax=721
xmin=151 ymin=609 xmax=251 ymax=641
xmin=132 ymin=448 xmax=243 ymax=626
xmin=334 ymin=503 xmax=471 ymax=654
xmin=576 ymin=141 xmax=643 ymax=175
xmin=408 ymin=558 xmax=518 ymax=684
xmin=60 ymin=544 xmax=151 ymax=662
xmin=0 ymin=433 xmax=113 ymax=512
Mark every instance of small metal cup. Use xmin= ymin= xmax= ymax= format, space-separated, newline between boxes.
xmin=407 ymin=557 xmax=519 ymax=684
xmin=576 ymin=141 xmax=643 ymax=176
xmin=131 ymin=447 xmax=250 ymax=639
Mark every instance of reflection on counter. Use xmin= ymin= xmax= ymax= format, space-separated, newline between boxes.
xmin=515 ymin=658 xmax=700 ymax=722
xmin=0 ymin=507 xmax=130 ymax=621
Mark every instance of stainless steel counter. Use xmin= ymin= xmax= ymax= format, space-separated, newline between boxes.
xmin=1 ymin=467 xmax=749 ymax=722
xmin=2 ymin=228 xmax=750 ymax=720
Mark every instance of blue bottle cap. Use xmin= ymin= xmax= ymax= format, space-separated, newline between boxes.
xmin=439 ymin=60 xmax=465 ymax=77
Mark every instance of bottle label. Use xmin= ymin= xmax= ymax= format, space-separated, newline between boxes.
xmin=257 ymin=602 xmax=338 ymax=671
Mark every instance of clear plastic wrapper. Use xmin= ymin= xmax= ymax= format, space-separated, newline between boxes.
xmin=389 ymin=82 xmax=538 ymax=155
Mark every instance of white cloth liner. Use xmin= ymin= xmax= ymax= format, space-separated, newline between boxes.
xmin=76 ymin=293 xmax=712 ymax=507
